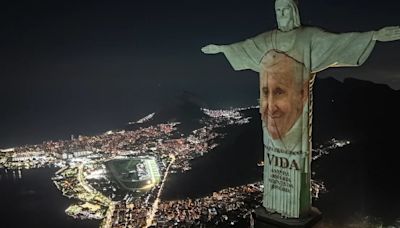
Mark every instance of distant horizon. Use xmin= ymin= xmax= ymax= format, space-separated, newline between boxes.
xmin=1 ymin=76 xmax=399 ymax=149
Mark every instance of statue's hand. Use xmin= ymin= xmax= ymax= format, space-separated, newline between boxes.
xmin=373 ymin=26 xmax=400 ymax=42
xmin=201 ymin=44 xmax=223 ymax=54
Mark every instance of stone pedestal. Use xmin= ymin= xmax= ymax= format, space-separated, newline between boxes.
xmin=253 ymin=206 xmax=322 ymax=228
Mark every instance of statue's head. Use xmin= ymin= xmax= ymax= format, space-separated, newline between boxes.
xmin=275 ymin=0 xmax=301 ymax=32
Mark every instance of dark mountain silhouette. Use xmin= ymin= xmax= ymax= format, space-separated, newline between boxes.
xmin=126 ymin=91 xmax=208 ymax=134
xmin=312 ymin=77 xmax=400 ymax=225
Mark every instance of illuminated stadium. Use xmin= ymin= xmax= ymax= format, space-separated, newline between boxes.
xmin=105 ymin=156 xmax=161 ymax=192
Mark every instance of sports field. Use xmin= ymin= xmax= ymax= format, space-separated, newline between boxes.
xmin=105 ymin=157 xmax=160 ymax=191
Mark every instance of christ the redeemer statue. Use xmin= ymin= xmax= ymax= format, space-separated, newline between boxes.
xmin=201 ymin=0 xmax=400 ymax=219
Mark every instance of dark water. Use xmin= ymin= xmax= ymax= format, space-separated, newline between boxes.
xmin=0 ymin=168 xmax=99 ymax=228
xmin=161 ymin=113 xmax=264 ymax=200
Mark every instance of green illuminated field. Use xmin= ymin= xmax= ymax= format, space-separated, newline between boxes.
xmin=105 ymin=157 xmax=160 ymax=191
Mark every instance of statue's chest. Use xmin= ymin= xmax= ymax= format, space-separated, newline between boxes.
xmin=270 ymin=31 xmax=297 ymax=53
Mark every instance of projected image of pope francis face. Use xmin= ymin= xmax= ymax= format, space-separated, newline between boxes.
xmin=260 ymin=52 xmax=308 ymax=140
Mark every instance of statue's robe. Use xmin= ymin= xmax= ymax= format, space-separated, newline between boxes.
xmin=221 ymin=26 xmax=376 ymax=217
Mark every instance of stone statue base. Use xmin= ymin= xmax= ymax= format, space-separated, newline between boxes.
xmin=253 ymin=206 xmax=322 ymax=228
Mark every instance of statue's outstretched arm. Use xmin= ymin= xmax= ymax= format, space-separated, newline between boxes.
xmin=373 ymin=26 xmax=400 ymax=42
xmin=201 ymin=44 xmax=225 ymax=54
xmin=200 ymin=32 xmax=269 ymax=71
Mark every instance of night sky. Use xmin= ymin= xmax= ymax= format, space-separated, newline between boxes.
xmin=1 ymin=0 xmax=400 ymax=147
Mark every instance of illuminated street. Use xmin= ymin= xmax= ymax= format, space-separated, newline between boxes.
xmin=145 ymin=155 xmax=175 ymax=227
